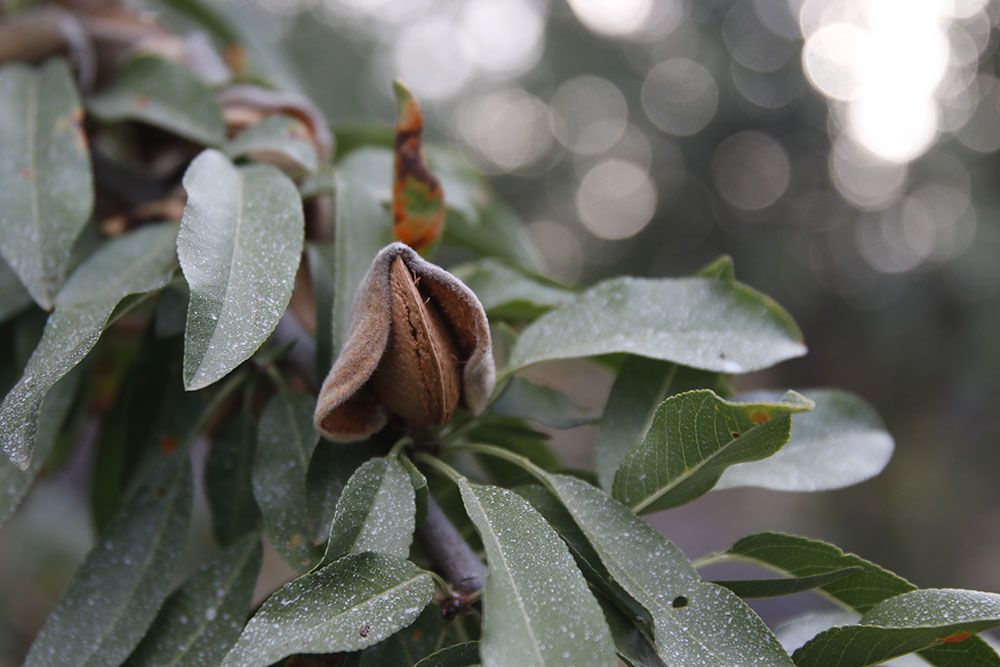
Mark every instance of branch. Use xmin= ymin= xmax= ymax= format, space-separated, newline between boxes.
xmin=417 ymin=494 xmax=485 ymax=594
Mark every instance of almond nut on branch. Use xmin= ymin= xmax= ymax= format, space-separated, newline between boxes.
xmin=313 ymin=243 xmax=495 ymax=442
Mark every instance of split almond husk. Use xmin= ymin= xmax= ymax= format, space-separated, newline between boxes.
xmin=314 ymin=243 xmax=494 ymax=442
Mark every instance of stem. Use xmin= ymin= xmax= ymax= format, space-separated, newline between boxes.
xmin=453 ymin=442 xmax=549 ymax=481
xmin=411 ymin=459 xmax=486 ymax=593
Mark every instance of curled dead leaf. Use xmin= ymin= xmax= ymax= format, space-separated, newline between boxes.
xmin=314 ymin=243 xmax=494 ymax=442
xmin=392 ymin=80 xmax=445 ymax=252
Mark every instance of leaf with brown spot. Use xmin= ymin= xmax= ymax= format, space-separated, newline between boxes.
xmin=392 ymin=81 xmax=445 ymax=252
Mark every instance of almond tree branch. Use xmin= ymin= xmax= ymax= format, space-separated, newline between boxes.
xmin=417 ymin=494 xmax=486 ymax=595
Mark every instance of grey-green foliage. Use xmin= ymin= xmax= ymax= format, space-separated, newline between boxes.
xmin=542 ymin=473 xmax=794 ymax=666
xmin=491 ymin=376 xmax=597 ymax=429
xmin=414 ymin=641 xmax=481 ymax=667
xmin=222 ymin=552 xmax=434 ymax=667
xmin=0 ymin=257 xmax=33 ymax=323
xmin=224 ymin=113 xmax=319 ymax=173
xmin=252 ymin=390 xmax=321 ymax=571
xmin=450 ymin=258 xmax=574 ymax=320
xmin=612 ymin=389 xmax=813 ymax=514
xmin=332 ymin=148 xmax=394 ymax=353
xmin=793 ymin=589 xmax=1000 ymax=667
xmin=458 ymin=478 xmax=617 ymax=667
xmin=126 ymin=535 xmax=262 ymax=667
xmin=715 ymin=388 xmax=894 ymax=492
xmin=88 ymin=55 xmax=225 ymax=145
xmin=725 ymin=532 xmax=1000 ymax=665
xmin=595 ymin=356 xmax=674 ymax=490
xmin=507 ymin=275 xmax=806 ymax=375
xmin=0 ymin=224 xmax=178 ymax=468
xmin=0 ymin=367 xmax=81 ymax=526
xmin=319 ymin=456 xmax=416 ymax=567
xmin=25 ymin=455 xmax=192 ymax=667
xmin=205 ymin=403 xmax=260 ymax=546
xmin=0 ymin=59 xmax=94 ymax=310
xmin=178 ymin=149 xmax=305 ymax=390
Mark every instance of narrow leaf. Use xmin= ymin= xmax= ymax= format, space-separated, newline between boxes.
xmin=0 ymin=254 xmax=33 ymax=322
xmin=595 ymin=357 xmax=674 ymax=490
xmin=599 ymin=597 xmax=665 ymax=667
xmin=88 ymin=55 xmax=225 ymax=145
xmin=794 ymin=589 xmax=1000 ymax=666
xmin=126 ymin=535 xmax=263 ymax=667
xmin=725 ymin=532 xmax=1000 ymax=666
xmin=1 ymin=224 xmax=178 ymax=468
xmin=716 ymin=389 xmax=894 ymax=492
xmin=206 ymin=400 xmax=260 ymax=545
xmin=253 ymin=390 xmax=321 ymax=570
xmin=318 ymin=456 xmax=416 ymax=567
xmin=392 ymin=81 xmax=445 ymax=251
xmin=451 ymin=258 xmax=573 ymax=320
xmin=544 ymin=474 xmax=794 ymax=666
xmin=613 ymin=390 xmax=814 ymax=513
xmin=399 ymin=454 xmax=429 ymax=524
xmin=713 ymin=567 xmax=862 ymax=599
xmin=222 ymin=552 xmax=434 ymax=667
xmin=414 ymin=642 xmax=481 ymax=667
xmin=0 ymin=59 xmax=93 ymax=309
xmin=507 ymin=275 xmax=805 ymax=375
xmin=306 ymin=439 xmax=384 ymax=544
xmin=359 ymin=606 xmax=453 ymax=666
xmin=443 ymin=200 xmax=540 ymax=272
xmin=457 ymin=478 xmax=617 ymax=667
xmin=25 ymin=455 xmax=193 ymax=667
xmin=0 ymin=367 xmax=81 ymax=526
xmin=332 ymin=148 xmax=394 ymax=353
xmin=492 ymin=376 xmax=598 ymax=429
xmin=178 ymin=149 xmax=304 ymax=390
xmin=224 ymin=114 xmax=319 ymax=173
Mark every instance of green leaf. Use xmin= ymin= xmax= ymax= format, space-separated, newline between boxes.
xmin=24 ymin=454 xmax=193 ymax=667
xmin=492 ymin=376 xmax=597 ymax=429
xmin=178 ymin=149 xmax=304 ymax=390
xmin=506 ymin=274 xmax=805 ymax=375
xmin=253 ymin=390 xmax=321 ymax=570
xmin=359 ymin=606 xmax=454 ymax=666
xmin=715 ymin=389 xmax=894 ymax=492
xmin=599 ymin=598 xmax=665 ymax=667
xmin=724 ymin=532 xmax=1000 ymax=666
xmin=206 ymin=398 xmax=260 ymax=546
xmin=713 ymin=567 xmax=862 ymax=599
xmin=0 ymin=254 xmax=34 ymax=323
xmin=426 ymin=145 xmax=489 ymax=223
xmin=306 ymin=439 xmax=384 ymax=544
xmin=595 ymin=357 xmax=674 ymax=491
xmin=224 ymin=114 xmax=319 ymax=173
xmin=0 ymin=59 xmax=94 ymax=309
xmin=596 ymin=362 xmax=723 ymax=492
xmin=793 ymin=589 xmax=1000 ymax=666
xmin=457 ymin=478 xmax=617 ymax=667
xmin=332 ymin=148 xmax=394 ymax=353
xmin=414 ymin=642 xmax=481 ymax=667
xmin=306 ymin=243 xmax=335 ymax=376
xmin=318 ymin=456 xmax=415 ymax=567
xmin=1 ymin=224 xmax=178 ymax=468
xmin=88 ymin=55 xmax=225 ymax=145
xmin=774 ymin=610 xmax=860 ymax=655
xmin=513 ymin=484 xmax=648 ymax=624
xmin=222 ymin=552 xmax=434 ymax=667
xmin=126 ymin=534 xmax=263 ymax=667
xmin=443 ymin=202 xmax=540 ymax=272
xmin=451 ymin=258 xmax=573 ymax=321
xmin=613 ymin=390 xmax=814 ymax=513
xmin=0 ymin=367 xmax=81 ymax=526
xmin=400 ymin=454 xmax=429 ymax=525
xmin=542 ymin=474 xmax=794 ymax=666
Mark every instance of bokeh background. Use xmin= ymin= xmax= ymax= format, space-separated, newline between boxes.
xmin=2 ymin=0 xmax=999 ymax=661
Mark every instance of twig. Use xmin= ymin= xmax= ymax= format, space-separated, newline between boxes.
xmin=416 ymin=494 xmax=485 ymax=595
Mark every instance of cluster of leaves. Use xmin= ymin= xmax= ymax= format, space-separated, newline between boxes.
xmin=1 ymin=2 xmax=998 ymax=666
